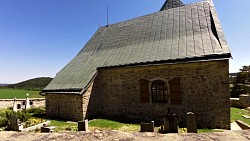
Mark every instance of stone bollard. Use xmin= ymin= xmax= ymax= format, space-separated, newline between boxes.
xmin=78 ymin=119 xmax=89 ymax=132
xmin=170 ymin=114 xmax=178 ymax=133
xmin=13 ymin=97 xmax=18 ymax=112
xmin=239 ymin=94 xmax=250 ymax=108
xmin=186 ymin=112 xmax=197 ymax=133
xmin=163 ymin=118 xmax=171 ymax=133
xmin=7 ymin=115 xmax=23 ymax=131
xmin=25 ymin=94 xmax=30 ymax=109
xmin=140 ymin=121 xmax=154 ymax=132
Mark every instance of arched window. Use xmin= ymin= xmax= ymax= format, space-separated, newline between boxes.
xmin=151 ymin=80 xmax=168 ymax=102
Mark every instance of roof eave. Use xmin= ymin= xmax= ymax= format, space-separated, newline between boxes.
xmin=40 ymin=89 xmax=82 ymax=95
xmin=40 ymin=71 xmax=98 ymax=95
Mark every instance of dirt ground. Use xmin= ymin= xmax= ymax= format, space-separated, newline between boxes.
xmin=0 ymin=130 xmax=250 ymax=141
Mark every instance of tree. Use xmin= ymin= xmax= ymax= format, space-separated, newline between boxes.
xmin=230 ymin=65 xmax=250 ymax=98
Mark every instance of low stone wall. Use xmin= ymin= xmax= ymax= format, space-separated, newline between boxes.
xmin=20 ymin=121 xmax=50 ymax=132
xmin=230 ymin=94 xmax=250 ymax=108
xmin=0 ymin=98 xmax=45 ymax=109
xmin=236 ymin=120 xmax=250 ymax=130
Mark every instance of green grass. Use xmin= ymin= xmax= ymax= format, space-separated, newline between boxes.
xmin=0 ymin=89 xmax=43 ymax=99
xmin=89 ymin=119 xmax=140 ymax=132
xmin=1 ymin=107 xmax=249 ymax=132
xmin=198 ymin=129 xmax=223 ymax=133
xmin=49 ymin=119 xmax=77 ymax=132
xmin=231 ymin=107 xmax=250 ymax=125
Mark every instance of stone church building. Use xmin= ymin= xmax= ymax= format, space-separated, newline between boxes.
xmin=41 ymin=0 xmax=231 ymax=129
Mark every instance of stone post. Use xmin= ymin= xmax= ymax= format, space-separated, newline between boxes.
xmin=186 ymin=112 xmax=197 ymax=133
xmin=13 ymin=97 xmax=17 ymax=112
xmin=7 ymin=115 xmax=23 ymax=131
xmin=170 ymin=114 xmax=178 ymax=133
xmin=239 ymin=94 xmax=250 ymax=108
xmin=163 ymin=118 xmax=170 ymax=132
xmin=25 ymin=93 xmax=30 ymax=109
xmin=140 ymin=121 xmax=154 ymax=132
xmin=78 ymin=119 xmax=89 ymax=132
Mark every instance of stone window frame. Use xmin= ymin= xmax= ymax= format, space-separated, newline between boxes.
xmin=140 ymin=77 xmax=181 ymax=104
xmin=149 ymin=78 xmax=170 ymax=104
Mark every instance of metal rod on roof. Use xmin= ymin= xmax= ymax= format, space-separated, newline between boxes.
xmin=107 ymin=2 xmax=109 ymax=26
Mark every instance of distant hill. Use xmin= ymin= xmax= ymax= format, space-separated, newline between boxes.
xmin=0 ymin=84 xmax=10 ymax=87
xmin=4 ymin=77 xmax=53 ymax=91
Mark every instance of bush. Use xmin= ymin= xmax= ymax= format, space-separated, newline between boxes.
xmin=18 ymin=110 xmax=31 ymax=122
xmin=5 ymin=110 xmax=15 ymax=119
xmin=5 ymin=110 xmax=31 ymax=122
xmin=25 ymin=118 xmax=45 ymax=128
xmin=0 ymin=117 xmax=8 ymax=127
xmin=26 ymin=108 xmax=45 ymax=115
xmin=230 ymin=84 xmax=247 ymax=98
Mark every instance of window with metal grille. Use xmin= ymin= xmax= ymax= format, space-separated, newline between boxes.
xmin=151 ymin=80 xmax=168 ymax=102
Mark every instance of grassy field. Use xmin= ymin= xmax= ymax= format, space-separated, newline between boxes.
xmin=0 ymin=89 xmax=43 ymax=99
xmin=231 ymin=107 xmax=250 ymax=125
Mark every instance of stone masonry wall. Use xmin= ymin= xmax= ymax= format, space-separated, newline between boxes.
xmin=45 ymin=94 xmax=84 ymax=121
xmin=231 ymin=94 xmax=250 ymax=108
xmin=45 ymin=84 xmax=99 ymax=121
xmin=90 ymin=60 xmax=230 ymax=129
xmin=0 ymin=98 xmax=45 ymax=109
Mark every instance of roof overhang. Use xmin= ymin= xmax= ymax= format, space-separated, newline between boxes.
xmin=40 ymin=89 xmax=82 ymax=96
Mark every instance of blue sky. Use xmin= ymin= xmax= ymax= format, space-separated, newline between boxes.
xmin=0 ymin=0 xmax=249 ymax=84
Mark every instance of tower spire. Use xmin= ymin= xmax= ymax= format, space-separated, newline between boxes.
xmin=160 ymin=0 xmax=185 ymax=11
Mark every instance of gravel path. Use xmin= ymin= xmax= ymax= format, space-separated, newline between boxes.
xmin=0 ymin=130 xmax=250 ymax=141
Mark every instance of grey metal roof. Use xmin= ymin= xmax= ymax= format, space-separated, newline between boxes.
xmin=42 ymin=0 xmax=231 ymax=93
xmin=160 ymin=0 xmax=185 ymax=11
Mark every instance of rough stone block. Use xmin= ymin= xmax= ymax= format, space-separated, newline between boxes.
xmin=169 ymin=114 xmax=178 ymax=133
xmin=41 ymin=126 xmax=55 ymax=133
xmin=163 ymin=118 xmax=171 ymax=132
xmin=186 ymin=112 xmax=197 ymax=133
xmin=140 ymin=121 xmax=154 ymax=132
xmin=78 ymin=119 xmax=89 ymax=132
xmin=7 ymin=115 xmax=23 ymax=131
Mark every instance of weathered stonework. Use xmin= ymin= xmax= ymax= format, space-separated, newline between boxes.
xmin=45 ymin=94 xmax=84 ymax=121
xmin=46 ymin=60 xmax=230 ymax=129
xmin=231 ymin=94 xmax=250 ymax=108
xmin=92 ymin=60 xmax=230 ymax=129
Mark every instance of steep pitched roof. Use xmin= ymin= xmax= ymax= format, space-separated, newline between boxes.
xmin=42 ymin=0 xmax=231 ymax=94
xmin=160 ymin=0 xmax=185 ymax=11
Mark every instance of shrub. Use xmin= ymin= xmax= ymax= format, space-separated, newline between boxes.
xmin=17 ymin=110 xmax=31 ymax=122
xmin=5 ymin=110 xmax=31 ymax=122
xmin=5 ymin=110 xmax=15 ymax=119
xmin=25 ymin=118 xmax=45 ymax=128
xmin=0 ymin=117 xmax=8 ymax=127
xmin=26 ymin=108 xmax=45 ymax=115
